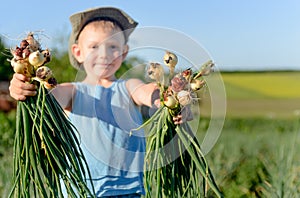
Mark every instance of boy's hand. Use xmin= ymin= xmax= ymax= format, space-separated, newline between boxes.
xmin=152 ymin=98 xmax=193 ymax=125
xmin=173 ymin=106 xmax=193 ymax=125
xmin=9 ymin=73 xmax=37 ymax=101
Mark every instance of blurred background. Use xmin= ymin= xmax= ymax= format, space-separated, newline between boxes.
xmin=0 ymin=1 xmax=299 ymax=197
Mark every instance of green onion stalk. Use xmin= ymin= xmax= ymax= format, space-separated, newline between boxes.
xmin=132 ymin=52 xmax=223 ymax=198
xmin=8 ymin=33 xmax=95 ymax=198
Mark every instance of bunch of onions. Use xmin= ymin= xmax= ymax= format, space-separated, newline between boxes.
xmin=133 ymin=51 xmax=222 ymax=197
xmin=8 ymin=33 xmax=95 ymax=197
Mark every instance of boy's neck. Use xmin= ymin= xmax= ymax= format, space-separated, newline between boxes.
xmin=82 ymin=76 xmax=117 ymax=87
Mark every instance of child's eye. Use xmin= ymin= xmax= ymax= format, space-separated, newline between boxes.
xmin=110 ymin=45 xmax=119 ymax=50
xmin=92 ymin=45 xmax=99 ymax=49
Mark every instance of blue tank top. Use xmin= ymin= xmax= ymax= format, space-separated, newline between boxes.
xmin=68 ymin=80 xmax=145 ymax=197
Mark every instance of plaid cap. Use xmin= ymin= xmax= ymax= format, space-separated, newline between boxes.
xmin=68 ymin=7 xmax=138 ymax=70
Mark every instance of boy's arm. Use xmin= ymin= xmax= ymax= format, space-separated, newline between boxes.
xmin=51 ymin=83 xmax=74 ymax=110
xmin=126 ymin=78 xmax=192 ymax=125
xmin=126 ymin=78 xmax=158 ymax=107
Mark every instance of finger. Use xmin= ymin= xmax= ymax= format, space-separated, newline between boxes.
xmin=9 ymin=85 xmax=37 ymax=100
xmin=20 ymin=82 xmax=37 ymax=91
xmin=179 ymin=107 xmax=193 ymax=122
xmin=10 ymin=92 xmax=26 ymax=101
xmin=13 ymin=73 xmax=31 ymax=82
xmin=173 ymin=115 xmax=183 ymax=125
xmin=174 ymin=120 xmax=183 ymax=125
xmin=9 ymin=79 xmax=37 ymax=101
xmin=153 ymin=99 xmax=161 ymax=108
xmin=174 ymin=115 xmax=183 ymax=120
xmin=11 ymin=84 xmax=37 ymax=96
xmin=10 ymin=76 xmax=37 ymax=91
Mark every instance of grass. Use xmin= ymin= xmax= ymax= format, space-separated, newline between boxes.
xmin=201 ymin=116 xmax=300 ymax=197
xmin=0 ymin=149 xmax=13 ymax=196
xmin=0 ymin=111 xmax=15 ymax=197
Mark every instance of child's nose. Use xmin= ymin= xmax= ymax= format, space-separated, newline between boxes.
xmin=97 ymin=45 xmax=109 ymax=58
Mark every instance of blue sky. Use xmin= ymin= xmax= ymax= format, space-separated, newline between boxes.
xmin=1 ymin=0 xmax=299 ymax=71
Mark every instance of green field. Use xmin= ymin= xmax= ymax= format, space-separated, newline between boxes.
xmin=222 ymin=71 xmax=300 ymax=99
xmin=199 ymin=71 xmax=300 ymax=118
xmin=0 ymin=71 xmax=300 ymax=197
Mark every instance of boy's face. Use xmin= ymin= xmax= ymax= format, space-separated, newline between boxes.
xmin=72 ymin=21 xmax=128 ymax=81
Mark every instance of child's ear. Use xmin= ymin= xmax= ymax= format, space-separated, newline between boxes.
xmin=122 ymin=45 xmax=129 ymax=60
xmin=71 ymin=44 xmax=84 ymax=63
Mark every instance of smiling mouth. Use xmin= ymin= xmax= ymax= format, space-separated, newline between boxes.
xmin=94 ymin=63 xmax=110 ymax=68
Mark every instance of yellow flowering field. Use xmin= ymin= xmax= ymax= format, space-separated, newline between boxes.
xmin=221 ymin=71 xmax=300 ymax=99
xmin=199 ymin=71 xmax=300 ymax=118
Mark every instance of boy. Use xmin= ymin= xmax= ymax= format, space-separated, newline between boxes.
xmin=9 ymin=7 xmax=186 ymax=197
